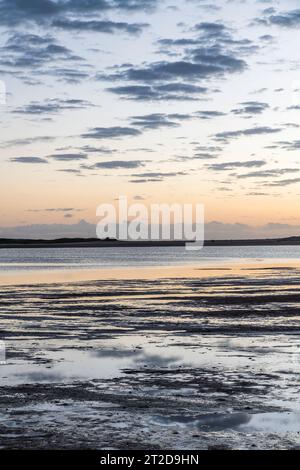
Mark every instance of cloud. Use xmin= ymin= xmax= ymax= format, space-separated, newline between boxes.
xmin=237 ymin=168 xmax=299 ymax=179
xmin=0 ymin=0 xmax=61 ymax=25
xmin=46 ymin=67 xmax=91 ymax=84
xmin=267 ymin=177 xmax=300 ymax=187
xmin=0 ymin=32 xmax=83 ymax=68
xmin=250 ymin=88 xmax=268 ymax=95
xmin=276 ymin=140 xmax=300 ymax=151
xmin=103 ymin=57 xmax=246 ymax=83
xmin=79 ymin=114 xmax=195 ymax=144
xmin=231 ymin=101 xmax=269 ymax=116
xmin=130 ymin=113 xmax=182 ymax=129
xmin=206 ymin=160 xmax=266 ymax=171
xmin=215 ymin=126 xmax=282 ymax=142
xmin=195 ymin=145 xmax=222 ymax=152
xmin=158 ymin=21 xmax=254 ymax=52
xmin=130 ymin=170 xmax=187 ymax=182
xmin=52 ymin=18 xmax=148 ymax=35
xmin=0 ymin=219 xmax=97 ymax=239
xmin=9 ymin=156 xmax=48 ymax=164
xmin=0 ymin=136 xmax=57 ymax=148
xmin=78 ymin=145 xmax=115 ymax=154
xmin=193 ymin=152 xmax=218 ymax=159
xmin=28 ymin=207 xmax=83 ymax=213
xmin=57 ymin=168 xmax=82 ymax=174
xmin=133 ymin=171 xmax=186 ymax=177
xmin=195 ymin=110 xmax=226 ymax=119
xmin=82 ymin=126 xmax=142 ymax=139
xmin=0 ymin=0 xmax=158 ymax=29
xmin=188 ymin=3 xmax=221 ymax=13
xmin=0 ymin=32 xmax=87 ymax=83
xmin=259 ymin=9 xmax=300 ymax=28
xmin=4 ymin=218 xmax=300 ymax=240
xmin=48 ymin=153 xmax=88 ymax=161
xmin=193 ymin=22 xmax=228 ymax=34
xmin=12 ymin=98 xmax=94 ymax=115
xmin=130 ymin=178 xmax=161 ymax=183
xmin=101 ymin=21 xmax=251 ymax=102
xmin=105 ymin=83 xmax=208 ymax=101
xmin=93 ymin=160 xmax=145 ymax=169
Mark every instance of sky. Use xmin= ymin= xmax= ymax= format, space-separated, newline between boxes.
xmin=0 ymin=0 xmax=300 ymax=238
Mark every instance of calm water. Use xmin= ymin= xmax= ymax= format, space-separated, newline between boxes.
xmin=0 ymin=245 xmax=300 ymax=272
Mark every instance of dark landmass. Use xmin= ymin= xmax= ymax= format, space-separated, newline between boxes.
xmin=0 ymin=236 xmax=300 ymax=249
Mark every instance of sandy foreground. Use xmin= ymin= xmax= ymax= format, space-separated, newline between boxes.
xmin=0 ymin=261 xmax=300 ymax=449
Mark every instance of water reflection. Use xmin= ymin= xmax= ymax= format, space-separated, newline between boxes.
xmin=154 ymin=412 xmax=251 ymax=431
xmin=154 ymin=411 xmax=300 ymax=433
xmin=3 ymin=346 xmax=183 ymax=386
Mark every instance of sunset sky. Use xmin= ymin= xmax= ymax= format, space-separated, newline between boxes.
xmin=1 ymin=0 xmax=300 ymax=238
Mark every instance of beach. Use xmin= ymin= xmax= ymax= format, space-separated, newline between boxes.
xmin=0 ymin=255 xmax=300 ymax=450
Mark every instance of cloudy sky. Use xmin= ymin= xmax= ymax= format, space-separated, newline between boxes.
xmin=1 ymin=0 xmax=300 ymax=237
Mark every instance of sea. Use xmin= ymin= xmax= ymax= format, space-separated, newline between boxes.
xmin=0 ymin=245 xmax=300 ymax=273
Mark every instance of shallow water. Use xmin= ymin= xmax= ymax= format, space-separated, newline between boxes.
xmin=154 ymin=411 xmax=300 ymax=433
xmin=2 ymin=333 xmax=300 ymax=387
xmin=1 ymin=245 xmax=300 ymax=273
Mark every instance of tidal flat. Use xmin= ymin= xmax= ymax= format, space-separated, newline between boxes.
xmin=0 ymin=265 xmax=300 ymax=449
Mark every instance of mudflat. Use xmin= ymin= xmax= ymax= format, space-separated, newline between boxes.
xmin=0 ymin=264 xmax=300 ymax=449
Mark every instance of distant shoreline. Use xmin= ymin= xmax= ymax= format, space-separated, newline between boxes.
xmin=1 ymin=236 xmax=300 ymax=249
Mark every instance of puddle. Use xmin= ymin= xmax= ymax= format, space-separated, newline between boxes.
xmin=153 ymin=411 xmax=300 ymax=433
xmin=241 ymin=412 xmax=300 ymax=433
xmin=0 ymin=349 xmax=138 ymax=385
xmin=0 ymin=343 xmax=183 ymax=385
xmin=2 ymin=333 xmax=300 ymax=387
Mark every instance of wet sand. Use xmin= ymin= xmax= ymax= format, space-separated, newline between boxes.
xmin=0 ymin=263 xmax=300 ymax=449
xmin=1 ymin=259 xmax=300 ymax=285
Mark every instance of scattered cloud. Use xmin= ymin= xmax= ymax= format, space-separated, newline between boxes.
xmin=0 ymin=0 xmax=158 ymax=32
xmin=267 ymin=177 xmax=300 ymax=187
xmin=28 ymin=207 xmax=83 ymax=213
xmin=52 ymin=18 xmax=148 ymax=35
xmin=12 ymin=98 xmax=95 ymax=115
xmin=9 ymin=156 xmax=48 ymax=164
xmin=102 ymin=56 xmax=246 ymax=84
xmin=258 ymin=9 xmax=300 ymax=28
xmin=195 ymin=110 xmax=226 ymax=119
xmin=93 ymin=160 xmax=145 ymax=169
xmin=273 ymin=140 xmax=300 ymax=151
xmin=0 ymin=32 xmax=85 ymax=82
xmin=130 ymin=113 xmax=182 ymax=129
xmin=215 ymin=126 xmax=282 ymax=142
xmin=82 ymin=126 xmax=142 ymax=139
xmin=237 ymin=168 xmax=299 ymax=179
xmin=0 ymin=136 xmax=57 ymax=148
xmin=48 ymin=153 xmax=88 ymax=161
xmin=101 ymin=21 xmax=252 ymax=102
xmin=78 ymin=145 xmax=116 ymax=155
xmin=206 ymin=160 xmax=266 ymax=171
xmin=105 ymin=83 xmax=209 ymax=101
xmin=130 ymin=170 xmax=187 ymax=182
xmin=231 ymin=101 xmax=269 ymax=116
